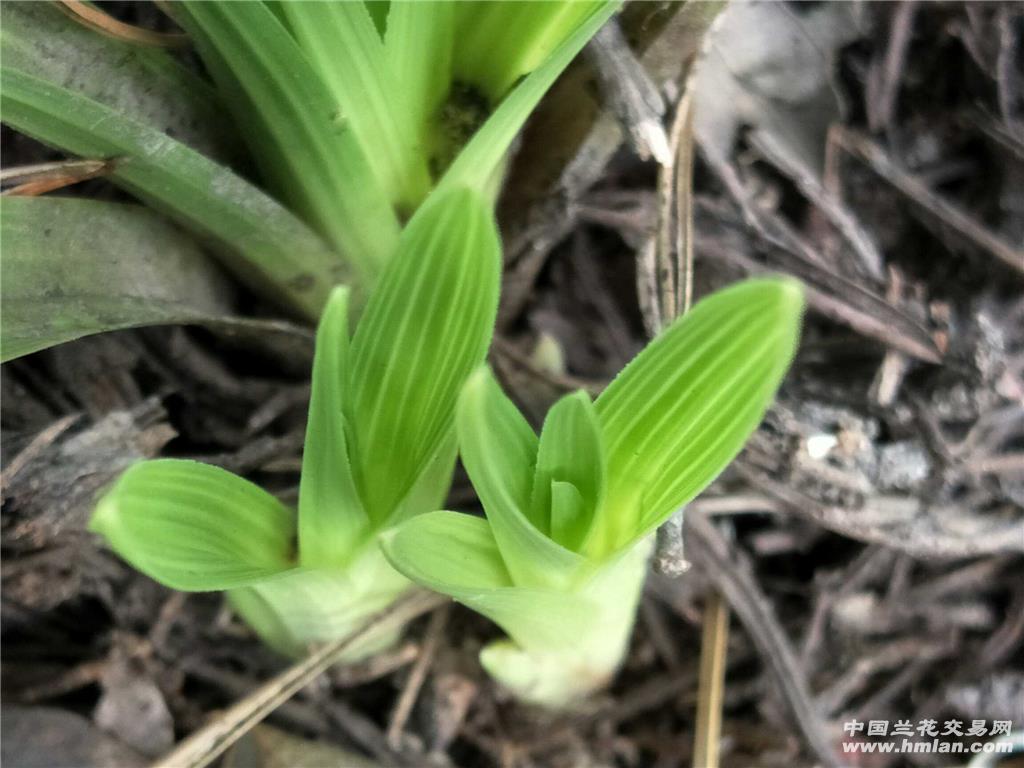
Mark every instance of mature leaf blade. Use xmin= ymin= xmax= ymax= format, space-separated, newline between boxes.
xmin=0 ymin=67 xmax=345 ymax=319
xmin=453 ymin=1 xmax=606 ymax=101
xmin=381 ymin=511 xmax=594 ymax=650
xmin=438 ymin=1 xmax=620 ymax=196
xmin=384 ymin=0 xmax=454 ymax=150
xmin=0 ymin=197 xmax=230 ymax=361
xmin=0 ymin=1 xmax=235 ymax=162
xmin=529 ymin=390 xmax=604 ymax=549
xmin=297 ymin=287 xmax=367 ymax=568
xmin=282 ymin=1 xmax=430 ymax=209
xmin=90 ymin=459 xmax=296 ymax=591
xmin=171 ymin=1 xmax=401 ymax=277
xmin=347 ymin=188 xmax=500 ymax=524
xmin=592 ymin=278 xmax=804 ymax=555
xmin=457 ymin=368 xmax=585 ymax=588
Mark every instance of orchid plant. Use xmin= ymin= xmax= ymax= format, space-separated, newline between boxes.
xmin=382 ymin=279 xmax=804 ymax=706
xmin=89 ymin=188 xmax=499 ymax=658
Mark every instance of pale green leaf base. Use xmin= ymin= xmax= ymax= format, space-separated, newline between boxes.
xmin=479 ymin=537 xmax=653 ymax=709
xmin=227 ymin=545 xmax=410 ymax=661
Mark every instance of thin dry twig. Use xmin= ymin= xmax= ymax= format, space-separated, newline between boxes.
xmin=0 ymin=159 xmax=116 ymax=197
xmin=490 ymin=337 xmax=605 ymax=397
xmin=151 ymin=591 xmax=446 ymax=768
xmin=650 ymin=86 xmax=697 ymax=575
xmin=832 ymin=125 xmax=1024 ymax=275
xmin=699 ymin=152 xmax=943 ymax=363
xmin=587 ymin=19 xmax=670 ymax=165
xmin=1 ymin=414 xmax=80 ymax=494
xmin=692 ymin=592 xmax=729 ymax=768
xmin=331 ymin=642 xmax=420 ymax=688
xmin=57 ymin=0 xmax=189 ymax=47
xmin=749 ymin=129 xmax=886 ymax=282
xmin=866 ymin=1 xmax=918 ymax=132
xmin=386 ymin=605 xmax=449 ymax=750
xmin=685 ymin=513 xmax=840 ymax=768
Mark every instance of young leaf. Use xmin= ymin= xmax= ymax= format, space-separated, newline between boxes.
xmin=381 ymin=511 xmax=595 ymax=650
xmin=0 ymin=197 xmax=231 ymax=362
xmin=457 ymin=368 xmax=585 ymax=589
xmin=281 ymin=1 xmax=430 ymax=209
xmin=592 ymin=278 xmax=804 ymax=555
xmin=381 ymin=511 xmax=513 ymax=594
xmin=90 ymin=460 xmax=296 ymax=591
xmin=0 ymin=67 xmax=345 ymax=319
xmin=171 ymin=1 xmax=400 ymax=276
xmin=438 ymin=1 xmax=620 ymax=196
xmin=297 ymin=287 xmax=367 ymax=568
xmin=386 ymin=430 xmax=458 ymax=530
xmin=529 ymin=390 xmax=604 ymax=549
xmin=347 ymin=188 xmax=500 ymax=524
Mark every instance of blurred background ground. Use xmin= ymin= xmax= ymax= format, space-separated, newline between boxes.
xmin=2 ymin=2 xmax=1022 ymax=767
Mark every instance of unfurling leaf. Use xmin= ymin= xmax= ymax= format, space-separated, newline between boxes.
xmin=456 ymin=368 xmax=584 ymax=590
xmin=531 ymin=391 xmax=604 ymax=550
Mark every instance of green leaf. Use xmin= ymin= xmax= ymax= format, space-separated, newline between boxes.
xmin=171 ymin=1 xmax=400 ymax=277
xmin=591 ymin=278 xmax=804 ymax=555
xmin=0 ymin=1 xmax=235 ymax=163
xmin=281 ymin=1 xmax=430 ymax=210
xmin=0 ymin=197 xmax=229 ymax=362
xmin=386 ymin=430 xmax=458 ymax=529
xmin=90 ymin=459 xmax=296 ymax=591
xmin=438 ymin=1 xmax=619 ymax=196
xmin=457 ymin=368 xmax=585 ymax=589
xmin=0 ymin=67 xmax=345 ymax=319
xmin=384 ymin=0 xmax=454 ymax=149
xmin=549 ymin=480 xmax=588 ymax=552
xmin=347 ymin=188 xmax=500 ymax=524
xmin=297 ymin=287 xmax=367 ymax=568
xmin=381 ymin=511 xmax=594 ymax=650
xmin=381 ymin=511 xmax=512 ymax=593
xmin=529 ymin=390 xmax=604 ymax=549
xmin=453 ymin=1 xmax=607 ymax=101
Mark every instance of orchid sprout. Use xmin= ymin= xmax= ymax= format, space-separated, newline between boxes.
xmin=90 ymin=188 xmax=499 ymax=659
xmin=383 ymin=279 xmax=804 ymax=706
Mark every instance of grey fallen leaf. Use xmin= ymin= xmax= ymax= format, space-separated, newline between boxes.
xmin=693 ymin=0 xmax=865 ymax=172
xmin=2 ymin=705 xmax=146 ymax=768
xmin=94 ymin=657 xmax=174 ymax=758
